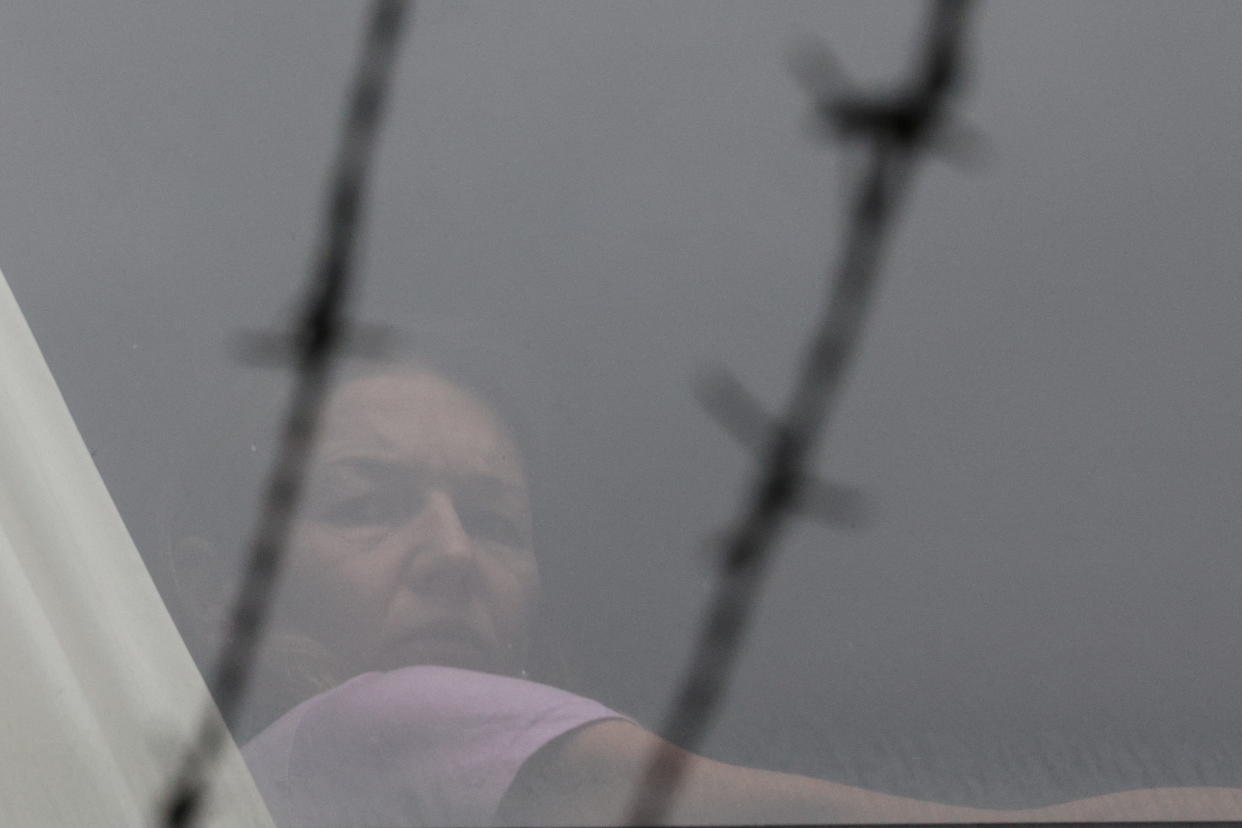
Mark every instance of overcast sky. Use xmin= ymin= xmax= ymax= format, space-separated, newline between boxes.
xmin=3 ymin=0 xmax=1241 ymax=807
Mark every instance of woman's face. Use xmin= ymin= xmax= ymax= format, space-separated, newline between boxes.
xmin=280 ymin=370 xmax=540 ymax=679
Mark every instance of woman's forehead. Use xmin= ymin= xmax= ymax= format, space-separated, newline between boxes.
xmin=317 ymin=371 xmax=525 ymax=480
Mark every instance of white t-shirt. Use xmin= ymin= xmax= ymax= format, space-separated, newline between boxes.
xmin=243 ymin=666 xmax=622 ymax=827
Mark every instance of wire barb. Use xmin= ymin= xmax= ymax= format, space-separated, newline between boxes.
xmin=233 ymin=322 xmax=398 ymax=366
xmin=627 ymin=2 xmax=977 ymax=824
xmin=158 ymin=3 xmax=412 ymax=826
xmin=695 ymin=367 xmax=872 ymax=528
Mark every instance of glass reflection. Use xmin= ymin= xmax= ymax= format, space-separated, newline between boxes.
xmin=180 ymin=362 xmax=1242 ymax=826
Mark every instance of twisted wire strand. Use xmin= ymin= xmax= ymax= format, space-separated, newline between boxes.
xmin=160 ymin=3 xmax=411 ymax=825
xmin=627 ymin=2 xmax=976 ymax=823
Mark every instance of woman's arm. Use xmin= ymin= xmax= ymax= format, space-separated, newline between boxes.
xmin=498 ymin=719 xmax=1012 ymax=825
xmin=498 ymin=719 xmax=1242 ymax=825
xmin=1019 ymin=786 xmax=1242 ymax=822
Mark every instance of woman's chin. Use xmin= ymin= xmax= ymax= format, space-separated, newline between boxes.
xmin=373 ymin=638 xmax=505 ymax=676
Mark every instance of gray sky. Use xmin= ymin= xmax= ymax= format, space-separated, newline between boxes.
xmin=3 ymin=0 xmax=1241 ymax=807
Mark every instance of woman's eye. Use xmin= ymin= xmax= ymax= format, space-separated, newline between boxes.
xmin=322 ymin=495 xmax=395 ymax=527
xmin=461 ymin=509 xmax=524 ymax=545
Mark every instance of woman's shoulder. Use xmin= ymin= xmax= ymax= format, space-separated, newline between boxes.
xmin=279 ymin=666 xmax=619 ymax=743
xmin=242 ymin=666 xmax=624 ymax=827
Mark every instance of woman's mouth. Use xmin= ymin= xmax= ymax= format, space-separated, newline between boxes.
xmin=379 ymin=619 xmax=495 ymax=670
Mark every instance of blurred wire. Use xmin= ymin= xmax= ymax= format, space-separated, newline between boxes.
xmin=627 ymin=2 xmax=978 ymax=823
xmin=160 ymin=2 xmax=411 ymax=825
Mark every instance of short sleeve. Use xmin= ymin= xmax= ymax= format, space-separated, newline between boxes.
xmin=243 ymin=666 xmax=623 ymax=827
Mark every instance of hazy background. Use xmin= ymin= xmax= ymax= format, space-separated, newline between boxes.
xmin=3 ymin=0 xmax=1241 ymax=808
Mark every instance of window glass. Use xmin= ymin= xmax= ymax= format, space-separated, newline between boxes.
xmin=4 ymin=1 xmax=1241 ymax=822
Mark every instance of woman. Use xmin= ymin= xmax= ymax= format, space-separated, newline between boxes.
xmin=225 ymin=363 xmax=1241 ymax=825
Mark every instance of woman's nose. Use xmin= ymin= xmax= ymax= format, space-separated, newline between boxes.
xmin=400 ymin=491 xmax=480 ymax=600
xmin=413 ymin=490 xmax=473 ymax=560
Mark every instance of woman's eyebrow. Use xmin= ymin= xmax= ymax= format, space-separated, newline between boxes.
xmin=456 ymin=473 xmax=526 ymax=507
xmin=318 ymin=456 xmax=523 ymax=502
xmin=319 ymin=456 xmax=411 ymax=485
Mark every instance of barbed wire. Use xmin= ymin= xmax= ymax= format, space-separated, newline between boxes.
xmin=159 ymin=2 xmax=411 ymax=825
xmin=626 ymin=1 xmax=978 ymax=823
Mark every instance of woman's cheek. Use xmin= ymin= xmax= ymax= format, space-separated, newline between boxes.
xmin=280 ymin=525 xmax=382 ymax=635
